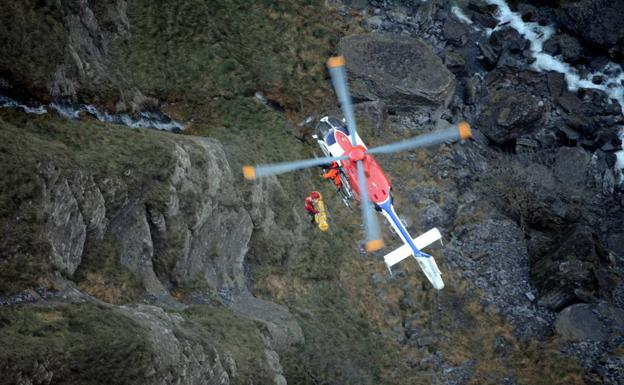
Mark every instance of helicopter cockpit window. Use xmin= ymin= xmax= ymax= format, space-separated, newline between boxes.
xmin=324 ymin=131 xmax=336 ymax=145
xmin=316 ymin=121 xmax=332 ymax=137
xmin=328 ymin=117 xmax=347 ymax=130
xmin=327 ymin=117 xmax=350 ymax=136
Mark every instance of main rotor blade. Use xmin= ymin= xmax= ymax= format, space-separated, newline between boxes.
xmin=368 ymin=122 xmax=472 ymax=155
xmin=327 ymin=56 xmax=358 ymax=146
xmin=356 ymin=160 xmax=384 ymax=252
xmin=243 ymin=155 xmax=347 ymax=180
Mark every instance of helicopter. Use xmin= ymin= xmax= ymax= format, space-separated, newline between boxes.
xmin=243 ymin=56 xmax=471 ymax=290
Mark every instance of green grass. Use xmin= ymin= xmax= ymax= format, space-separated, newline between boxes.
xmin=111 ymin=0 xmax=344 ymax=109
xmin=0 ymin=304 xmax=152 ymax=385
xmin=0 ymin=1 xmax=70 ymax=98
xmin=281 ymin=283 xmax=421 ymax=385
xmin=182 ymin=305 xmax=272 ymax=385
xmin=74 ymin=235 xmax=144 ymax=304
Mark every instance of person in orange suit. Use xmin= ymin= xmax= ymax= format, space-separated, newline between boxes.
xmin=322 ymin=162 xmax=342 ymax=191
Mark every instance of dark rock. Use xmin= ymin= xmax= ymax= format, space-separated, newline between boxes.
xmin=562 ymin=113 xmax=595 ymax=136
xmin=517 ymin=3 xmax=539 ymax=23
xmin=444 ymin=48 xmax=466 ymax=73
xmin=491 ymin=27 xmax=528 ymax=55
xmin=477 ymin=89 xmax=545 ymax=144
xmin=553 ymin=147 xmax=591 ymax=187
xmin=607 ymin=233 xmax=624 ymax=256
xmin=543 ymin=34 xmax=583 ymax=63
xmin=515 ymin=136 xmax=540 ymax=154
xmin=558 ymin=0 xmax=624 ymax=50
xmin=443 ymin=17 xmax=471 ymax=47
xmin=546 ymin=71 xmax=566 ymax=98
xmin=557 ymin=92 xmax=584 ymax=115
xmin=476 ymin=36 xmax=500 ymax=69
xmin=589 ymin=56 xmax=610 ymax=72
xmin=533 ymin=226 xmax=621 ymax=311
xmin=543 ymin=38 xmax=561 ymax=57
xmin=592 ymin=75 xmax=605 ymax=85
xmin=464 ymin=75 xmax=480 ymax=106
xmin=560 ymin=35 xmax=584 ymax=63
xmin=555 ymin=303 xmax=608 ymax=342
xmin=339 ymin=34 xmax=456 ymax=108
xmin=471 ymin=12 xmax=499 ymax=30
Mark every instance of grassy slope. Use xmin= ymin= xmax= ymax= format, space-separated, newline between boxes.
xmin=0 ymin=303 xmax=273 ymax=385
xmin=183 ymin=305 xmax=273 ymax=385
xmin=112 ymin=0 xmax=346 ymax=109
xmin=0 ymin=304 xmax=152 ymax=385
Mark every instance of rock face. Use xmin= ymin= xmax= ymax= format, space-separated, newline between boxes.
xmin=0 ymin=1 xmax=145 ymax=107
xmin=445 ymin=216 xmax=551 ymax=338
xmin=557 ymin=0 xmax=624 ymax=50
xmin=533 ymin=225 xmax=619 ymax=311
xmin=41 ymin=165 xmax=87 ymax=276
xmin=150 ymin=139 xmax=255 ymax=295
xmin=118 ymin=305 xmax=233 ymax=385
xmin=338 ymin=34 xmax=456 ymax=109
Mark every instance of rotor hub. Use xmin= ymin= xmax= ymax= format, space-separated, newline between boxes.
xmin=348 ymin=145 xmax=367 ymax=162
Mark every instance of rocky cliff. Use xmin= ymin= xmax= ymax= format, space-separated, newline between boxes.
xmin=1 ymin=1 xmax=623 ymax=385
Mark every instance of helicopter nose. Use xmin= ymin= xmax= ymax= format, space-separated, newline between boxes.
xmin=348 ymin=145 xmax=367 ymax=162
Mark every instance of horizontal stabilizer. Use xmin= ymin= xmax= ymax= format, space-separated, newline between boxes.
xmin=383 ymin=228 xmax=442 ymax=268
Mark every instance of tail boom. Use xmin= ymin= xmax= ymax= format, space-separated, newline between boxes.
xmin=378 ymin=200 xmax=445 ymax=290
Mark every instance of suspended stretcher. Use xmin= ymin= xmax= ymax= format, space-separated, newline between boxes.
xmin=312 ymin=191 xmax=329 ymax=231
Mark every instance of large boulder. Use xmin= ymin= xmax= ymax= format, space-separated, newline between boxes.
xmin=338 ymin=34 xmax=456 ymax=109
xmin=555 ymin=302 xmax=624 ymax=342
xmin=476 ymin=89 xmax=546 ymax=144
xmin=554 ymin=303 xmax=608 ymax=342
xmin=542 ymin=34 xmax=584 ymax=63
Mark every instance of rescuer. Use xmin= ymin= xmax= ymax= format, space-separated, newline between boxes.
xmin=322 ymin=162 xmax=342 ymax=191
xmin=304 ymin=191 xmax=320 ymax=223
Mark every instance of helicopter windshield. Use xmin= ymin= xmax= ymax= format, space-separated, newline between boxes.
xmin=327 ymin=117 xmax=349 ymax=133
xmin=317 ymin=117 xmax=348 ymax=145
xmin=316 ymin=121 xmax=332 ymax=136
xmin=324 ymin=131 xmax=336 ymax=145
xmin=327 ymin=117 xmax=350 ymax=137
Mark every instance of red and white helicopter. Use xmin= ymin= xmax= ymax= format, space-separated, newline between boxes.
xmin=243 ymin=56 xmax=471 ymax=290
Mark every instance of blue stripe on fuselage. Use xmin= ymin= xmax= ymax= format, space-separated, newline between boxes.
xmin=378 ymin=199 xmax=431 ymax=258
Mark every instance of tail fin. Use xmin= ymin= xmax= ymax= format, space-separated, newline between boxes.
xmin=383 ymin=228 xmax=442 ymax=269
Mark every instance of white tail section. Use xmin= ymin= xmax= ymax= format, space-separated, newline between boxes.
xmin=383 ymin=228 xmax=442 ymax=268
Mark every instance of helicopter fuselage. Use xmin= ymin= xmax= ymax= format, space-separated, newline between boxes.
xmin=322 ymin=128 xmax=392 ymax=206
